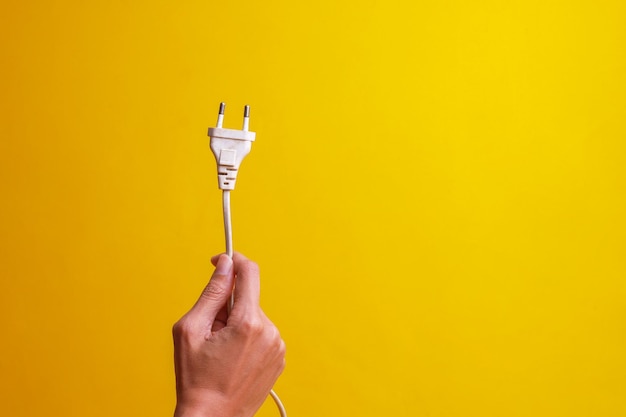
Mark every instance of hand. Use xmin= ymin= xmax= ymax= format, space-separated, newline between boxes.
xmin=173 ymin=252 xmax=286 ymax=417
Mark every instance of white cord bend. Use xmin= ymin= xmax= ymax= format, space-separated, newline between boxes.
xmin=270 ymin=389 xmax=287 ymax=416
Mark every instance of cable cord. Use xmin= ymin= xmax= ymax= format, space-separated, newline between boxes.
xmin=221 ymin=190 xmax=287 ymax=417
xmin=223 ymin=191 xmax=233 ymax=258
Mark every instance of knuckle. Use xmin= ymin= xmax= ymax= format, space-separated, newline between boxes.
xmin=269 ymin=326 xmax=282 ymax=345
xmin=238 ymin=315 xmax=264 ymax=336
xmin=277 ymin=339 xmax=287 ymax=357
xmin=172 ymin=317 xmax=192 ymax=338
xmin=277 ymin=356 xmax=286 ymax=374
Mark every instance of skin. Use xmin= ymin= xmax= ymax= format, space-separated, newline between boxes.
xmin=173 ymin=252 xmax=286 ymax=417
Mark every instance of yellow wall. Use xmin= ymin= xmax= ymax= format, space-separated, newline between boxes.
xmin=1 ymin=1 xmax=625 ymax=416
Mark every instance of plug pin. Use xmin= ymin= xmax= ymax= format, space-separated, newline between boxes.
xmin=216 ymin=102 xmax=225 ymax=128
xmin=242 ymin=105 xmax=250 ymax=131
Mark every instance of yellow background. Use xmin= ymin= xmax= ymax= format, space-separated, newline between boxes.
xmin=1 ymin=1 xmax=625 ymax=416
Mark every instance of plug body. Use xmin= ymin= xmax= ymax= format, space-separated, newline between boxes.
xmin=208 ymin=105 xmax=255 ymax=190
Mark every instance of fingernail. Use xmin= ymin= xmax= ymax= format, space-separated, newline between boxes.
xmin=214 ymin=255 xmax=233 ymax=275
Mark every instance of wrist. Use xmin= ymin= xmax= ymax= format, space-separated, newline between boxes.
xmin=174 ymin=391 xmax=235 ymax=417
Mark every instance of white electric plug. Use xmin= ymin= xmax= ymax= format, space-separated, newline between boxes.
xmin=207 ymin=103 xmax=256 ymax=190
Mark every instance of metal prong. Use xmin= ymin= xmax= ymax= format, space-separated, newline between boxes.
xmin=216 ymin=102 xmax=225 ymax=128
xmin=242 ymin=105 xmax=250 ymax=131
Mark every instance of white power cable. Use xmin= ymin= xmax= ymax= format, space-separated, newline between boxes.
xmin=222 ymin=191 xmax=287 ymax=416
xmin=222 ymin=190 xmax=233 ymax=258
xmin=210 ymin=103 xmax=287 ymax=417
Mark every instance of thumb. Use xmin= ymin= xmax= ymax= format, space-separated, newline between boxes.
xmin=189 ymin=255 xmax=234 ymax=321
